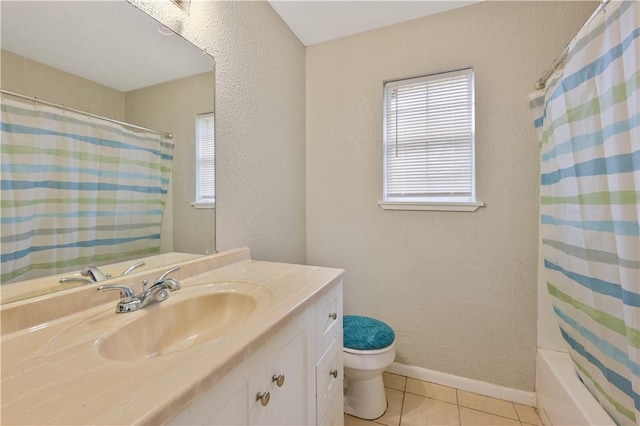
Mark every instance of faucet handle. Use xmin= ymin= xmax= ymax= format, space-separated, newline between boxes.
xmin=59 ymin=277 xmax=94 ymax=285
xmin=98 ymin=285 xmax=142 ymax=313
xmin=156 ymin=266 xmax=181 ymax=282
xmin=150 ymin=266 xmax=182 ymax=293
xmin=120 ymin=261 xmax=145 ymax=276
xmin=97 ymin=284 xmax=136 ymax=302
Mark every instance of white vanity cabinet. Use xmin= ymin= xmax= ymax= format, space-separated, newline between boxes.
xmin=168 ymin=280 xmax=344 ymax=426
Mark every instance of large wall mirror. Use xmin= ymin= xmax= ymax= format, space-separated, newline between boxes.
xmin=1 ymin=1 xmax=216 ymax=303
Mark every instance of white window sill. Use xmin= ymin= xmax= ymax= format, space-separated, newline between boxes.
xmin=377 ymin=200 xmax=485 ymax=212
xmin=191 ymin=201 xmax=216 ymax=209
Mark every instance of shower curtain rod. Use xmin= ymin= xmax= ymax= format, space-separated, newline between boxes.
xmin=534 ymin=0 xmax=610 ymax=90
xmin=0 ymin=89 xmax=173 ymax=139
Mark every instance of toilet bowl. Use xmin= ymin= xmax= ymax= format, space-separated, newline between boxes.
xmin=343 ymin=315 xmax=396 ymax=420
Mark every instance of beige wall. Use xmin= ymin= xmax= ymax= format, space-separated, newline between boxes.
xmin=306 ymin=1 xmax=597 ymax=391
xmin=1 ymin=50 xmax=125 ymax=120
xmin=125 ymin=72 xmax=215 ymax=255
xmin=132 ymin=0 xmax=307 ymax=264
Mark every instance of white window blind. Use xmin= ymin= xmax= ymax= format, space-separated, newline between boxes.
xmin=195 ymin=112 xmax=215 ymax=205
xmin=383 ymin=68 xmax=476 ymax=204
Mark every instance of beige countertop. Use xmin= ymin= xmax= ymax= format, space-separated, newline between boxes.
xmin=0 ymin=248 xmax=343 ymax=425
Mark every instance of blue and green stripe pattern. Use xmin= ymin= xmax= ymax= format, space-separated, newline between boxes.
xmin=1 ymin=97 xmax=173 ymax=283
xmin=531 ymin=2 xmax=639 ymax=425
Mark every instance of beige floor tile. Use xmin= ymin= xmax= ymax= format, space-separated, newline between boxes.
xmin=457 ymin=390 xmax=518 ymax=420
xmin=376 ymin=388 xmax=404 ymax=426
xmin=400 ymin=393 xmax=460 ymax=426
xmin=346 ymin=373 xmax=538 ymax=426
xmin=405 ymin=378 xmax=457 ymax=404
xmin=514 ymin=404 xmax=540 ymax=425
xmin=345 ymin=414 xmax=380 ymax=425
xmin=383 ymin=372 xmax=407 ymax=392
xmin=459 ymin=407 xmax=520 ymax=426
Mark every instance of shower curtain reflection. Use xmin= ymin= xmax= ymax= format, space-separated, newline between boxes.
xmin=1 ymin=96 xmax=174 ymax=283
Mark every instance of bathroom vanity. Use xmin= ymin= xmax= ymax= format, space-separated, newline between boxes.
xmin=0 ymin=248 xmax=344 ymax=425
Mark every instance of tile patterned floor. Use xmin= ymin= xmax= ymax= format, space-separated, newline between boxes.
xmin=344 ymin=373 xmax=542 ymax=426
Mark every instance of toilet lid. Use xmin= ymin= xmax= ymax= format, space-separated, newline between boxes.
xmin=343 ymin=315 xmax=395 ymax=351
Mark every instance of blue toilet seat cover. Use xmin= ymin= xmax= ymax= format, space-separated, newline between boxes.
xmin=343 ymin=315 xmax=395 ymax=351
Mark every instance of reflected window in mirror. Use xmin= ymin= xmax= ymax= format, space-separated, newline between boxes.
xmin=193 ymin=112 xmax=215 ymax=208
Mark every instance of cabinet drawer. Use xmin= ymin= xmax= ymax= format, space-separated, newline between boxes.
xmin=315 ymin=280 xmax=343 ymax=358
xmin=316 ymin=333 xmax=343 ymax=421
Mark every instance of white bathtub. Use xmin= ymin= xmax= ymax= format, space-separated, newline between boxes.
xmin=536 ymin=349 xmax=615 ymax=426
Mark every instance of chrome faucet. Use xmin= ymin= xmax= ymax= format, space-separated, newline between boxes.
xmin=81 ymin=266 xmax=111 ymax=282
xmin=59 ymin=265 xmax=110 ymax=285
xmin=97 ymin=266 xmax=181 ymax=313
xmin=59 ymin=261 xmax=146 ymax=285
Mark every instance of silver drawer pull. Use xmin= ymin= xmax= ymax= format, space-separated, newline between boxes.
xmin=328 ymin=312 xmax=337 ymax=320
xmin=272 ymin=374 xmax=285 ymax=387
xmin=329 ymin=369 xmax=338 ymax=378
xmin=256 ymin=391 xmax=270 ymax=407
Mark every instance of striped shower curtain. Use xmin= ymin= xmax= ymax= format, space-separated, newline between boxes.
xmin=530 ymin=1 xmax=639 ymax=425
xmin=1 ymin=97 xmax=174 ymax=283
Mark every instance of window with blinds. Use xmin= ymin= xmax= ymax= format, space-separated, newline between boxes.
xmin=382 ymin=68 xmax=478 ymax=208
xmin=194 ymin=112 xmax=215 ymax=206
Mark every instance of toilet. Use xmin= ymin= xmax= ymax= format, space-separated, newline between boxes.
xmin=343 ymin=315 xmax=396 ymax=420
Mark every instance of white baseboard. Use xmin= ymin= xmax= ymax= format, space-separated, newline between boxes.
xmin=386 ymin=362 xmax=536 ymax=407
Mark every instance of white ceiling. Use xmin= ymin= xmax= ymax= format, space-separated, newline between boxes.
xmin=1 ymin=1 xmax=214 ymax=92
xmin=268 ymin=0 xmax=483 ymax=46
xmin=1 ymin=1 xmax=480 ymax=91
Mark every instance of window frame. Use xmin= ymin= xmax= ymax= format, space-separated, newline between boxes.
xmin=378 ymin=68 xmax=483 ymax=212
xmin=191 ymin=112 xmax=215 ymax=209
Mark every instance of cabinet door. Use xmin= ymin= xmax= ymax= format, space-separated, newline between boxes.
xmin=200 ymin=380 xmax=252 ymax=426
xmin=319 ymin=391 xmax=345 ymax=426
xmin=267 ymin=311 xmax=314 ymax=425
xmin=185 ymin=348 xmax=266 ymax=425
xmin=247 ymin=356 xmax=269 ymax=426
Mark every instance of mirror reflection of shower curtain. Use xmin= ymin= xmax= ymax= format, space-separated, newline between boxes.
xmin=0 ymin=97 xmax=174 ymax=283
xmin=530 ymin=2 xmax=639 ymax=425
